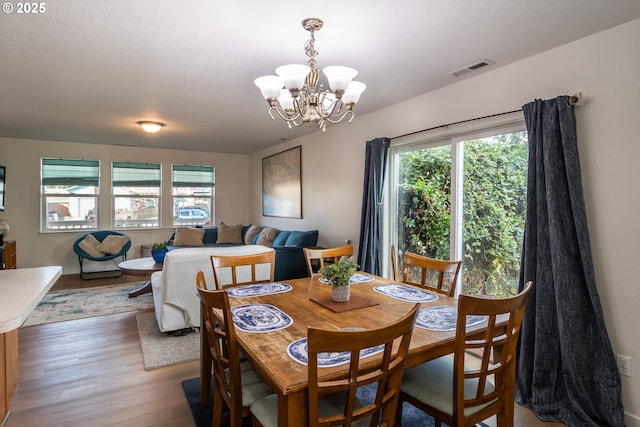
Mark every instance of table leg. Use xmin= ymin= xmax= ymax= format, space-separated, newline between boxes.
xmin=278 ymin=390 xmax=307 ymax=427
xmin=128 ymin=281 xmax=152 ymax=298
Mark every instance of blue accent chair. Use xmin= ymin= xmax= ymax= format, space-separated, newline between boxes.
xmin=73 ymin=230 xmax=131 ymax=280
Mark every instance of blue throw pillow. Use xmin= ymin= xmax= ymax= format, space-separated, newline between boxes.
xmin=284 ymin=230 xmax=318 ymax=247
xmin=272 ymin=231 xmax=290 ymax=246
xmin=202 ymin=227 xmax=218 ymax=244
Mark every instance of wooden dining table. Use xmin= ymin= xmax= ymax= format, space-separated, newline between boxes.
xmin=214 ymin=273 xmax=514 ymax=427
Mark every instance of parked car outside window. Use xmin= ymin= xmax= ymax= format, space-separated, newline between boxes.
xmin=176 ymin=208 xmax=208 ymax=219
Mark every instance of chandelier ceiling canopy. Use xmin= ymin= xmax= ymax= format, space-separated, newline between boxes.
xmin=255 ymin=18 xmax=366 ymax=131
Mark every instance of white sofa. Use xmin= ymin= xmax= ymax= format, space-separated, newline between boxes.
xmin=151 ymin=245 xmax=274 ymax=332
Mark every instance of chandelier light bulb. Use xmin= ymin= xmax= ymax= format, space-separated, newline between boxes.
xmin=275 ymin=65 xmax=310 ymax=91
xmin=278 ymin=89 xmax=295 ymax=110
xmin=343 ymin=81 xmax=367 ymax=105
xmin=323 ymin=66 xmax=358 ymax=93
xmin=254 ymin=76 xmax=283 ymax=100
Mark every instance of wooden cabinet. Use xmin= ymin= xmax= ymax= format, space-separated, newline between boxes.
xmin=1 ymin=240 xmax=16 ymax=269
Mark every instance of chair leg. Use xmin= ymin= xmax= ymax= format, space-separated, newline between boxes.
xmin=212 ymin=385 xmax=224 ymax=427
xmin=200 ymin=361 xmax=211 ymax=406
xmin=200 ymin=326 xmax=212 ymax=405
xmin=395 ymin=399 xmax=403 ymax=426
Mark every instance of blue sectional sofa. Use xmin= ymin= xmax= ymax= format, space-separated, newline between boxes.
xmin=167 ymin=225 xmax=318 ymax=281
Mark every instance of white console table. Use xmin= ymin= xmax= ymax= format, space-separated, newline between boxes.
xmin=0 ymin=266 xmax=62 ymax=424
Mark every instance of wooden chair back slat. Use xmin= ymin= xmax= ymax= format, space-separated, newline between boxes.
xmin=210 ymin=251 xmax=276 ymax=289
xmin=401 ymin=252 xmax=462 ymax=297
xmin=303 ymin=244 xmax=354 ymax=277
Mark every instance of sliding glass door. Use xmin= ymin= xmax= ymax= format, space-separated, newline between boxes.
xmin=390 ymin=125 xmax=527 ymax=296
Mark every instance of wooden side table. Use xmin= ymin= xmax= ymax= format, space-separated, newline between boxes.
xmin=118 ymin=257 xmax=163 ymax=298
xmin=0 ymin=240 xmax=16 ymax=270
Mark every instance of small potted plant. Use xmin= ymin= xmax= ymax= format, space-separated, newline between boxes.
xmin=151 ymin=241 xmax=168 ymax=264
xmin=319 ymin=256 xmax=359 ymax=302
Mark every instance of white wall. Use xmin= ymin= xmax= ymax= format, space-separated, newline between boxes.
xmin=0 ymin=138 xmax=250 ymax=273
xmin=249 ymin=19 xmax=640 ymax=425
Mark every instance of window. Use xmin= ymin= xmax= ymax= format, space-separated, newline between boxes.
xmin=391 ymin=125 xmax=527 ymax=297
xmin=112 ymin=162 xmax=161 ymax=228
xmin=41 ymin=158 xmax=99 ymax=231
xmin=172 ymin=165 xmax=214 ymax=226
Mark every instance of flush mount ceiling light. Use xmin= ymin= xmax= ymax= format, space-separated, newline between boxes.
xmin=136 ymin=121 xmax=165 ymax=134
xmin=254 ymin=17 xmax=366 ymax=131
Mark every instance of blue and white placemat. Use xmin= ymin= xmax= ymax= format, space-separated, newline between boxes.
xmin=231 ymin=304 xmax=292 ymax=333
xmin=373 ymin=284 xmax=438 ymax=303
xmin=415 ymin=306 xmax=486 ymax=331
xmin=226 ymin=282 xmax=292 ymax=298
xmin=287 ymin=331 xmax=385 ymax=367
xmin=319 ymin=273 xmax=374 ymax=285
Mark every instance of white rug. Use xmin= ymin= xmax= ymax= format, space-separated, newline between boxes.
xmin=22 ymin=282 xmax=154 ymax=327
xmin=136 ymin=311 xmax=200 ymax=370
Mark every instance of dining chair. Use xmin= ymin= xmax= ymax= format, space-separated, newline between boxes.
xmin=196 ymin=274 xmax=274 ymax=427
xmin=210 ymin=251 xmax=276 ymax=289
xmin=250 ymin=303 xmax=420 ymax=427
xmin=401 ymin=251 xmax=462 ymax=297
xmin=303 ymin=243 xmax=354 ymax=277
xmin=396 ymin=281 xmax=534 ymax=427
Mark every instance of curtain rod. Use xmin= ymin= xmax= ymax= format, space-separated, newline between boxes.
xmin=390 ymin=95 xmax=580 ymax=141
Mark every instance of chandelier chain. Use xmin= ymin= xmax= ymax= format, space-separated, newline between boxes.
xmin=303 ymin=29 xmax=318 ymax=69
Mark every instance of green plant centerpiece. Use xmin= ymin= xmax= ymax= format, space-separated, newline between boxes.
xmin=151 ymin=241 xmax=168 ymax=263
xmin=152 ymin=241 xmax=168 ymax=251
xmin=319 ymin=256 xmax=358 ymax=302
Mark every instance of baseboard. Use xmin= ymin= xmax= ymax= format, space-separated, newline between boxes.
xmin=625 ymin=411 xmax=640 ymax=427
xmin=1 ymin=409 xmax=11 ymax=427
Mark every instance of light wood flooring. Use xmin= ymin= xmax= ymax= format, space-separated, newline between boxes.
xmin=5 ymin=274 xmax=565 ymax=427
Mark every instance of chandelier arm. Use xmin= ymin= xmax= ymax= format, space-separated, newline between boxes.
xmin=293 ymin=96 xmax=312 ymax=121
xmin=323 ymin=110 xmax=355 ymax=125
xmin=268 ymin=106 xmax=302 ymax=123
xmin=321 ymin=97 xmax=344 ymax=117
xmin=291 ymin=117 xmax=304 ymax=127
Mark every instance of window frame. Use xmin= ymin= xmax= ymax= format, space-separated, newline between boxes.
xmin=40 ymin=158 xmax=100 ymax=232
xmin=111 ymin=161 xmax=162 ymax=229
xmin=386 ymin=116 xmax=526 ymax=295
xmin=171 ymin=164 xmax=215 ymax=227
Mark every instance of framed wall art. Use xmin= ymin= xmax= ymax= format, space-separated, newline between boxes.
xmin=262 ymin=146 xmax=302 ymax=218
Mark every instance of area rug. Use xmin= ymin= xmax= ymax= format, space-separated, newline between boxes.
xmin=136 ymin=311 xmax=200 ymax=370
xmin=22 ymin=282 xmax=154 ymax=327
xmin=181 ymin=376 xmax=491 ymax=427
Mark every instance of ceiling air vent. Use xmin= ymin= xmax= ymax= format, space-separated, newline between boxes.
xmin=446 ymin=59 xmax=495 ymax=77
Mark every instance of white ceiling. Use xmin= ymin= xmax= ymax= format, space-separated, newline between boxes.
xmin=1 ymin=0 xmax=639 ymax=154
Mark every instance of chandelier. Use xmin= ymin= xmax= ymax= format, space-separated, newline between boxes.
xmin=254 ymin=18 xmax=366 ymax=131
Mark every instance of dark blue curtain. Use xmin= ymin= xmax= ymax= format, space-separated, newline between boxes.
xmin=516 ymin=96 xmax=624 ymax=426
xmin=357 ymin=137 xmax=390 ymax=275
